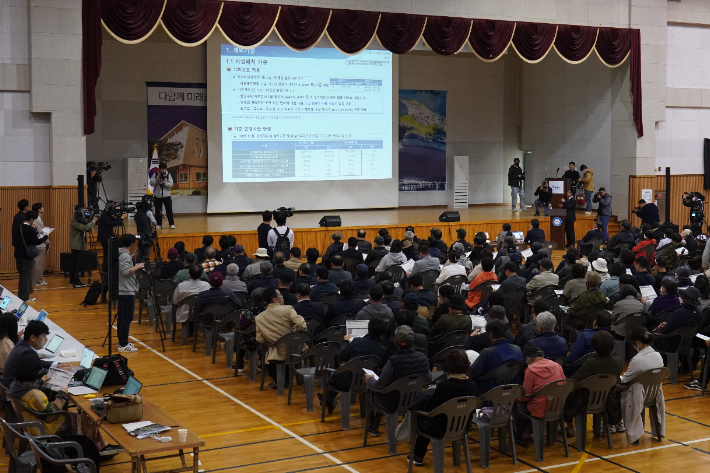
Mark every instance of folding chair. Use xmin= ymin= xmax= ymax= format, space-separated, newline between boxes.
xmin=260 ymin=331 xmax=314 ymax=397
xmin=288 ymin=341 xmax=340 ymax=410
xmin=652 ymin=324 xmax=699 ymax=384
xmin=321 ymin=355 xmax=381 ymax=429
xmin=472 ymin=384 xmax=526 ymax=469
xmin=574 ymin=373 xmax=619 ymax=451
xmin=429 ymin=330 xmax=470 ymax=356
xmin=26 ymin=435 xmax=97 ymax=473
xmin=621 ymin=367 xmax=670 ymax=442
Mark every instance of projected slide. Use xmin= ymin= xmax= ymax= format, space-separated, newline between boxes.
xmin=220 ymin=45 xmax=393 ymax=182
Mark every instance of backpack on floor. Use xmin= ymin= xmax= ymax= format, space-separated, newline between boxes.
xmin=80 ymin=280 xmax=102 ymax=307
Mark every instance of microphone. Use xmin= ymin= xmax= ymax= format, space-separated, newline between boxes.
xmin=556 ymin=168 xmax=560 ymax=178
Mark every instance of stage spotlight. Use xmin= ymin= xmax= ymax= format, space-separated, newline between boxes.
xmin=319 ymin=215 xmax=341 ymax=227
xmin=439 ymin=211 xmax=460 ymax=222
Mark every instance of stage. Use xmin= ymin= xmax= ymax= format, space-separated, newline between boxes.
xmin=121 ymin=205 xmax=619 ymax=258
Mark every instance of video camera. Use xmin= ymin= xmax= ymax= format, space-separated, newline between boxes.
xmin=631 ymin=206 xmax=641 ymax=215
xmin=73 ymin=207 xmax=95 ymax=223
xmin=136 ymin=195 xmax=154 ymax=211
xmin=273 ymin=206 xmax=295 ymax=218
xmin=105 ymin=200 xmax=135 ymax=217
xmin=87 ymin=161 xmax=111 ymax=174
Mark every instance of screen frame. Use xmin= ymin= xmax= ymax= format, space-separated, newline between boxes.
xmin=86 ymin=367 xmax=107 ymax=391
xmin=37 ymin=310 xmax=48 ymax=322
xmin=44 ymin=334 xmax=64 ymax=354
xmin=16 ymin=302 xmax=28 ymax=318
xmin=80 ymin=347 xmax=95 ymax=369
xmin=123 ymin=376 xmax=143 ymax=395
xmin=0 ymin=297 xmax=10 ymax=310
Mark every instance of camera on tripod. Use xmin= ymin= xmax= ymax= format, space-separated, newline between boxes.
xmin=274 ymin=206 xmax=295 ymax=218
xmin=87 ymin=161 xmax=111 ymax=174
xmin=106 ymin=201 xmax=135 ymax=217
xmin=136 ymin=195 xmax=154 ymax=211
xmin=74 ymin=207 xmax=95 ymax=223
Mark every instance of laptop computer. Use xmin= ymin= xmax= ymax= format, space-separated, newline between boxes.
xmin=36 ymin=310 xmax=48 ymax=322
xmin=15 ymin=302 xmax=28 ymax=318
xmin=122 ymin=376 xmax=143 ymax=395
xmin=512 ymin=231 xmax=525 ymax=242
xmin=69 ymin=347 xmax=96 ymax=374
xmin=43 ymin=334 xmax=64 ymax=355
xmin=68 ymin=367 xmax=108 ymax=395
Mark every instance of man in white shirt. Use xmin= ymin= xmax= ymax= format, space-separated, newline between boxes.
xmin=267 ymin=212 xmax=294 ymax=249
xmin=173 ymin=264 xmax=211 ymax=323
xmin=436 ymin=252 xmax=466 ymax=284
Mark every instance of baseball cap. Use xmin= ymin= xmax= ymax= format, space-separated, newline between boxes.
xmin=167 ymin=248 xmax=178 ymax=259
xmin=448 ymin=294 xmax=466 ymax=310
xmin=394 ymin=326 xmax=415 ymax=347
xmin=233 ymin=244 xmax=244 ymax=253
xmin=403 ymin=293 xmax=420 ymax=310
xmin=374 ymin=235 xmax=385 ymax=244
xmin=675 ymin=266 xmax=691 ymax=279
xmin=209 ymin=272 xmax=224 ymax=286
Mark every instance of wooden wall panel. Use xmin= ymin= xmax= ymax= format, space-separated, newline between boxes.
xmin=628 ymin=174 xmax=707 ymax=229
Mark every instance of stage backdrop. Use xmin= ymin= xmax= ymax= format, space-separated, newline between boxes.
xmin=146 ymin=82 xmax=208 ymax=196
xmin=398 ymin=90 xmax=447 ymax=192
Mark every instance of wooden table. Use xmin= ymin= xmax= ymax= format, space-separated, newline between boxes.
xmin=70 ymin=390 xmax=204 ymax=473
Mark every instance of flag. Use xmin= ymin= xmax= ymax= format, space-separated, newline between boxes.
xmin=148 ymin=145 xmax=160 ymax=195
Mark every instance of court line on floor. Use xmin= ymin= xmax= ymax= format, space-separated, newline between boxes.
xmin=200 ymin=415 xmax=354 ymax=438
xmin=126 ymin=330 xmax=361 ymax=473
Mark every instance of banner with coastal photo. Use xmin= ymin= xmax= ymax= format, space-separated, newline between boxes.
xmin=146 ymin=82 xmax=208 ymax=196
xmin=398 ymin=90 xmax=447 ymax=192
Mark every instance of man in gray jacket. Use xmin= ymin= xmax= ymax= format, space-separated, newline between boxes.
xmin=149 ymin=162 xmax=174 ymax=229
xmin=356 ymin=285 xmax=394 ymax=322
xmin=117 ymin=234 xmax=144 ymax=352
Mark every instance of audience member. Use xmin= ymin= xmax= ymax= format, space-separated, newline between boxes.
xmin=272 ymin=252 xmax=296 ymax=281
xmin=604 ymin=220 xmax=634 ymax=258
xmin=352 ymin=264 xmax=376 ymax=294
xmin=436 ymin=252 xmax=466 ymax=284
xmin=222 ymin=263 xmax=247 ymax=293
xmin=500 ymin=262 xmax=526 ymax=292
xmin=632 ymin=256 xmax=655 ymax=288
xmin=451 ymin=228 xmax=472 ymax=252
xmin=230 ymin=245 xmax=253 ymax=275
xmin=242 ymin=248 xmax=271 ymax=282
xmin=566 ymin=311 xmax=611 ymax=365
xmin=160 ymin=248 xmax=184 ymax=281
xmin=526 ymin=259 xmax=559 ymax=297
xmin=173 ymin=253 xmax=208 ymax=284
xmin=402 ymin=238 xmax=418 ymax=260
xmin=431 ymin=285 xmax=455 ymax=325
xmin=247 ymin=261 xmax=279 ymax=295
xmin=173 ymin=264 xmax=211 ymax=326
xmin=376 ymin=239 xmax=407 ymax=272
xmin=399 ymin=294 xmax=430 ymax=335
xmin=194 ymin=272 xmax=241 ymax=325
xmin=572 ymin=331 xmax=624 ymax=383
xmin=563 ymin=263 xmax=589 ymax=301
xmin=526 ymin=311 xmax=568 ymax=359
xmin=323 ymin=281 xmax=366 ymax=325
xmin=653 ymin=287 xmax=701 ymax=352
xmin=408 ymin=242 xmax=439 ymax=275
xmin=407 ymin=273 xmax=438 ymax=307
xmin=555 ymin=249 xmax=579 ymax=277
xmin=514 ymin=300 xmax=550 ymax=347
xmin=675 ymin=266 xmax=693 ymax=288
xmin=632 ymin=229 xmax=657 ymax=262
xmin=340 ymin=237 xmax=364 ymax=260
xmin=380 ymin=282 xmax=402 ymax=312
xmin=293 ymin=283 xmax=325 ymax=323
xmin=578 ymin=221 xmax=605 ymax=256
xmin=600 ymin=263 xmax=624 ymax=297
xmin=524 ymin=219 xmax=546 ymax=245
xmin=657 ymin=232 xmax=685 ymax=268
xmin=524 ymin=242 xmax=546 ymax=270
xmin=568 ymin=272 xmax=606 ymax=328
xmin=2 ymin=320 xmax=72 ymax=386
xmin=682 ymin=228 xmax=698 ymax=256
xmin=364 ymin=236 xmax=389 ymax=268
xmin=0 ymin=313 xmax=19 ymax=371
xmin=467 ymin=258 xmax=497 ymax=309
xmin=495 ymin=223 xmax=513 ymax=252
xmin=285 ymin=247 xmax=302 ymax=271
xmin=356 ymin=285 xmax=394 ymax=322
xmin=466 ymin=305 xmax=514 ymax=352
xmin=278 ymin=273 xmax=298 ymax=306
xmin=310 ymin=267 xmax=339 ymax=300
xmin=306 ymin=247 xmax=320 ymax=274
xmin=356 ymin=229 xmax=372 ymax=253
xmin=291 ymin=264 xmax=316 ymax=293
xmin=610 ymin=285 xmax=645 ymax=338
xmin=649 ymin=276 xmax=681 ymax=316
xmin=471 ymin=320 xmax=523 ymax=393
xmin=328 ymin=255 xmax=354 ymax=287
xmin=392 ymin=310 xmax=428 ymax=355
xmin=323 ymin=232 xmax=345 ymax=264
xmin=194 ymin=235 xmax=214 ymax=263
xmin=429 ymin=295 xmax=472 ymax=342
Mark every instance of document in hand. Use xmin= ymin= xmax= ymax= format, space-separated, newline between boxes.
xmin=401 ymin=259 xmax=415 ymax=273
xmin=696 ymin=333 xmax=710 ymax=342
xmin=44 ymin=367 xmax=74 ymax=391
xmin=521 ymin=248 xmax=533 ymax=259
xmin=346 ymin=320 xmax=369 ymax=340
xmin=40 ymin=227 xmax=54 ymax=236
xmin=639 ymin=285 xmax=657 ymax=302
xmin=362 ymin=368 xmax=379 ymax=380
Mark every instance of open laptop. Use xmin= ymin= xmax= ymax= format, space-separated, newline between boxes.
xmin=68 ymin=347 xmax=96 ymax=374
xmin=15 ymin=302 xmax=28 ymax=318
xmin=512 ymin=231 xmax=525 ymax=242
xmin=36 ymin=310 xmax=48 ymax=322
xmin=68 ymin=367 xmax=108 ymax=395
xmin=122 ymin=376 xmax=143 ymax=395
xmin=43 ymin=334 xmax=64 ymax=355
xmin=0 ymin=296 xmax=10 ymax=311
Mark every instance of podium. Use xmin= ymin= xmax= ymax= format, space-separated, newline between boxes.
xmin=546 ymin=177 xmax=571 ymax=209
xmin=548 ymin=209 xmax=567 ymax=248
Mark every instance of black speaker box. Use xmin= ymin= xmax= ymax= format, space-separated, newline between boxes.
xmin=319 ymin=215 xmax=342 ymax=227
xmin=439 ymin=211 xmax=461 ymax=222
xmin=106 ymin=238 xmax=120 ymax=301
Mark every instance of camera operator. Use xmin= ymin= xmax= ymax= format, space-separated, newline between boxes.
xmin=577 ymin=164 xmax=594 ymax=215
xmin=683 ymin=191 xmax=705 ymax=235
xmin=134 ymin=196 xmax=157 ymax=264
xmin=508 ymin=157 xmax=526 ymax=211
xmin=267 ymin=210 xmax=294 ymax=258
xmin=149 ymin=162 xmax=174 ymax=229
xmin=592 ymin=187 xmax=612 ymax=239
xmin=533 ymin=180 xmax=552 ymax=216
xmin=632 ymin=199 xmax=660 ymax=228
xmin=86 ymin=169 xmax=101 ymax=210
xmin=70 ymin=206 xmax=99 ymax=288
xmin=97 ymin=202 xmax=126 ymax=272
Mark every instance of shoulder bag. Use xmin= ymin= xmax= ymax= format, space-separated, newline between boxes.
xmin=20 ymin=226 xmax=39 ymax=259
xmin=105 ymin=394 xmax=143 ymax=423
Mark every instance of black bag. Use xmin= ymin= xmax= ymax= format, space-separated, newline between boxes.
xmin=93 ymin=353 xmax=134 ymax=385
xmin=80 ymin=280 xmax=102 ymax=307
xmin=20 ymin=227 xmax=39 ymax=259
xmin=273 ymin=227 xmax=291 ymax=259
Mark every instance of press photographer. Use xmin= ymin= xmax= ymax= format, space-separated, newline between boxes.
xmin=592 ymin=188 xmax=612 ymax=239
xmin=97 ymin=201 xmax=129 ymax=271
xmin=533 ymin=180 xmax=552 ymax=216
xmin=631 ymin=199 xmax=660 ymax=228
xmin=70 ymin=206 xmax=99 ymax=288
xmin=149 ymin=162 xmax=174 ymax=229
xmin=134 ymin=195 xmax=157 ymax=263
xmin=86 ymin=161 xmax=111 ymax=210
xmin=683 ymin=191 xmax=705 ymax=235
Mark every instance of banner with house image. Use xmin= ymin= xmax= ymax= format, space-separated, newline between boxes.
xmin=146 ymin=82 xmax=208 ymax=196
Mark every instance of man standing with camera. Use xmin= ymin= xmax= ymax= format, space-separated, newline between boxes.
xmin=70 ymin=206 xmax=99 ymax=288
xmin=149 ymin=162 xmax=174 ymax=229
xmin=533 ymin=181 xmax=552 ymax=216
xmin=134 ymin=196 xmax=157 ymax=263
xmin=633 ymin=199 xmax=660 ymax=228
xmin=593 ymin=188 xmax=612 ymax=239
xmin=683 ymin=192 xmax=705 ymax=236
xmin=508 ymin=157 xmax=526 ymax=211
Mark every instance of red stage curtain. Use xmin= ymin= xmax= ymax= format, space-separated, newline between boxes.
xmin=327 ymin=9 xmax=379 ymax=54
xmin=376 ymin=12 xmax=426 ymax=54
xmin=468 ymin=19 xmax=515 ymax=60
xmin=219 ymin=1 xmax=278 ymax=48
xmin=596 ymin=27 xmax=631 ymax=65
xmin=422 ymin=16 xmax=471 ymax=56
xmin=276 ymin=5 xmax=330 ymax=51
xmin=554 ymin=25 xmax=597 ymax=62
xmin=512 ymin=22 xmax=557 ymax=62
xmin=161 ymin=0 xmax=221 ymax=45
xmin=82 ymin=0 xmax=102 ymax=135
xmin=629 ymin=30 xmax=643 ymax=138
xmin=101 ymin=0 xmax=165 ymax=42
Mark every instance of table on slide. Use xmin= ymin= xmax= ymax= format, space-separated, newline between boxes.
xmin=70 ymin=391 xmax=204 ymax=473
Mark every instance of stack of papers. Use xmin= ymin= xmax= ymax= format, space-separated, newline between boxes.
xmin=401 ymin=260 xmax=415 ymax=273
xmin=346 ymin=320 xmax=369 ymax=340
xmin=362 ymin=368 xmax=379 ymax=380
xmin=639 ymin=285 xmax=657 ymax=302
xmin=521 ymin=249 xmax=533 ymax=259
xmin=470 ymin=315 xmax=486 ymax=332
xmin=44 ymin=367 xmax=73 ymax=391
xmin=39 ymin=227 xmax=54 ymax=236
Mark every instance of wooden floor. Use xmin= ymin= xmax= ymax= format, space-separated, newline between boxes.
xmin=3 ymin=270 xmax=710 ymax=473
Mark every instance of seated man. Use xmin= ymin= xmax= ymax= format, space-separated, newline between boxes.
xmin=272 ymin=252 xmax=296 ymax=282
xmin=398 ymin=293 xmax=430 ymax=336
xmin=653 ymin=287 xmax=702 ymax=353
xmin=435 ymin=252 xmax=466 ymax=284
xmin=172 ymin=264 xmax=211 ymax=326
xmin=610 ymin=284 xmax=645 ymax=338
xmin=293 ymin=283 xmax=325 ymax=322
xmin=572 ymin=330 xmax=624 ymax=382
xmin=514 ymin=300 xmax=550 ymax=348
xmin=356 ymin=229 xmax=372 ymax=253
xmin=465 ymin=305 xmax=513 ymax=352
xmin=523 ymin=242 xmax=546 ymax=271
xmin=364 ymin=236 xmax=389 ymax=269
xmin=466 ymin=258 xmax=497 ymax=309
xmin=578 ymin=221 xmax=605 ymax=256
xmin=407 ymin=273 xmax=438 ymax=307
xmin=255 ymin=287 xmax=307 ymax=388
xmin=306 ymin=247 xmax=320 ymax=274
xmin=284 ymin=246 xmax=302 ymax=271
xmin=2 ymin=320 xmax=72 ymax=387
xmin=380 ymin=281 xmax=402 ymax=313
xmin=524 ymin=218 xmax=546 ymax=245
xmin=222 ymin=263 xmax=247 ymax=293
xmin=632 ymin=229 xmax=657 ymax=262
xmin=376 ymin=239 xmax=408 ymax=272
xmin=194 ymin=272 xmax=241 ymax=325
xmin=231 ymin=245 xmax=253 ymax=276
xmin=173 ymin=253 xmax=209 ymax=284
xmin=566 ymin=311 xmax=611 ymax=366
xmin=247 ymin=261 xmax=279 ymax=295
xmin=526 ymin=311 xmax=568 ymax=360
xmin=352 ymin=263 xmax=375 ymax=295
xmin=408 ymin=242 xmax=439 ymax=275
xmin=471 ymin=319 xmax=524 ymax=394
xmin=567 ymin=272 xmax=606 ymax=329
xmin=328 ymin=255 xmax=354 ymax=287
xmin=499 ymin=261 xmax=526 ymax=292
xmin=340 ymin=237 xmax=365 ymax=260
xmin=323 ymin=281 xmax=366 ymax=325
xmin=563 ymin=263 xmax=589 ymax=302
xmin=320 ymin=317 xmax=387 ymax=413
xmin=356 ymin=284 xmax=394 ymax=322
xmin=160 ymin=248 xmax=184 ymax=281
xmin=278 ymin=272 xmax=298 ymax=306
xmin=429 ymin=295 xmax=472 ymax=343
xmin=392 ymin=310 xmax=429 ymax=355
xmin=632 ymin=256 xmax=655 ymax=289
xmin=291 ymin=263 xmax=317 ymax=293
xmin=201 ymin=247 xmax=219 ymax=274
xmin=363 ymin=326 xmax=429 ymax=437
xmin=525 ymin=258 xmax=559 ymax=299
xmin=242 ymin=248 xmax=271 ymax=282
xmin=310 ymin=267 xmax=339 ymax=300
xmin=601 ymin=262 xmax=625 ymax=298
xmin=604 ymin=220 xmax=635 ymax=258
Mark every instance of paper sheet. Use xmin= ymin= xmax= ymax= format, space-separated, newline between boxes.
xmin=346 ymin=320 xmax=369 ymax=340
xmin=491 ymin=284 xmax=501 ymax=292
xmin=470 ymin=315 xmax=487 ymax=332
xmin=521 ymin=248 xmax=533 ymax=259
xmin=554 ymin=289 xmax=564 ymax=295
xmin=362 ymin=368 xmax=379 ymax=380
xmin=401 ymin=259 xmax=415 ymax=273
xmin=639 ymin=285 xmax=657 ymax=302
xmin=40 ymin=227 xmax=54 ymax=236
xmin=696 ymin=333 xmax=710 ymax=341
xmin=123 ymin=421 xmax=153 ymax=432
xmin=44 ymin=367 xmax=73 ymax=391
xmin=675 ymin=247 xmax=688 ymax=256
xmin=626 ymin=269 xmax=632 ymax=275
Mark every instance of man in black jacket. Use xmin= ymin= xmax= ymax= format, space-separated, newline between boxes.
xmin=2 ymin=320 xmax=71 ymax=387
xmin=12 ymin=199 xmax=29 ymax=237
xmin=508 ymin=157 xmax=526 ymax=211
xmin=97 ymin=203 xmax=126 ymax=271
xmin=13 ymin=211 xmax=48 ymax=301
xmin=654 ymin=287 xmax=701 ymax=352
xmin=364 ymin=236 xmax=389 ymax=269
xmin=562 ymin=162 xmax=581 ymax=184
xmin=533 ymin=181 xmax=552 ymax=216
xmin=194 ymin=235 xmax=214 ymax=263
xmin=524 ymin=219 xmax=546 ymax=245
xmin=561 ymin=189 xmax=577 ymax=248
xmin=323 ymin=281 xmax=365 ymax=324
xmin=634 ymin=199 xmax=660 ymax=227
xmin=293 ymin=283 xmax=325 ymax=321
xmin=604 ymin=220 xmax=635 ymax=258
xmin=578 ymin=221 xmax=605 ymax=256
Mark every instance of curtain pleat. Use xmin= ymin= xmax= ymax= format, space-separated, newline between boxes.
xmin=554 ymin=25 xmax=597 ymax=63
xmin=596 ymin=27 xmax=632 ymax=66
xmin=422 ymin=16 xmax=471 ymax=56
xmin=218 ymin=1 xmax=278 ymax=48
xmin=629 ymin=30 xmax=643 ymax=138
xmin=161 ymin=0 xmax=222 ymax=46
xmin=83 ymin=0 xmax=102 ymax=135
xmin=101 ymin=0 xmax=166 ymax=43
xmin=326 ymin=9 xmax=379 ymax=55
xmin=468 ymin=19 xmax=515 ymax=61
xmin=511 ymin=22 xmax=557 ymax=63
xmin=275 ymin=5 xmax=331 ymax=51
xmin=376 ymin=12 xmax=426 ymax=54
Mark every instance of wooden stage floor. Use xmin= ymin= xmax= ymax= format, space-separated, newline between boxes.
xmin=1 ymin=272 xmax=709 ymax=473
